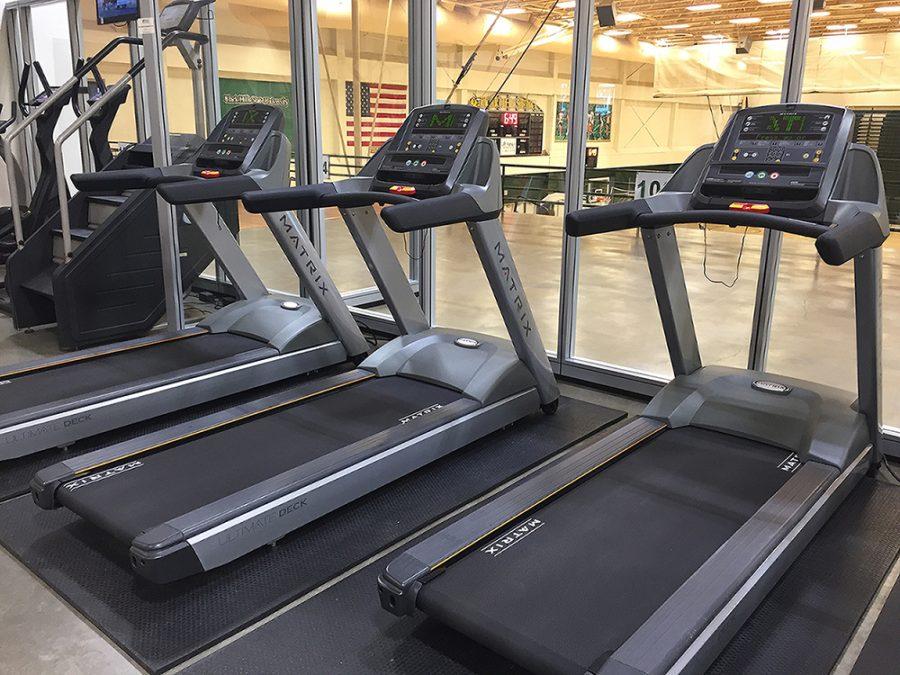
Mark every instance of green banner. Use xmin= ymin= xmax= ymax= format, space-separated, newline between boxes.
xmin=219 ymin=78 xmax=296 ymax=148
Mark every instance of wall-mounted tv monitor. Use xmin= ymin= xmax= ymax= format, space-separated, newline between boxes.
xmin=96 ymin=0 xmax=139 ymax=25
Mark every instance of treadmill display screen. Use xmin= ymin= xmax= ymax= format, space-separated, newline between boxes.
xmin=413 ymin=109 xmax=472 ymax=133
xmin=739 ymin=112 xmax=831 ymax=141
xmin=231 ymin=108 xmax=267 ymax=129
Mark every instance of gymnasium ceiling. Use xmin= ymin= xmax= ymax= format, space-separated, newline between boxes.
xmin=445 ymin=1 xmax=900 ymax=46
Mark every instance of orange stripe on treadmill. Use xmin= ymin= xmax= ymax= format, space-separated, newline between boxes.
xmin=0 ymin=329 xmax=208 ymax=380
xmin=71 ymin=373 xmax=376 ymax=476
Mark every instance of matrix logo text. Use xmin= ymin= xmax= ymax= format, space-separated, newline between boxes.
xmin=63 ymin=460 xmax=143 ymax=492
xmin=399 ymin=404 xmax=443 ymax=425
xmin=481 ymin=517 xmax=544 ymax=557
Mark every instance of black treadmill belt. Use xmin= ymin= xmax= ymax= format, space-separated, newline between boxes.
xmin=58 ymin=376 xmax=465 ymax=543
xmin=417 ymin=427 xmax=796 ymax=675
xmin=0 ymin=332 xmax=266 ymax=417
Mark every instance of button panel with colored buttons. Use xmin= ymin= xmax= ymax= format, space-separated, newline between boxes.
xmin=694 ymin=104 xmax=856 ymax=218
xmin=193 ymin=104 xmax=281 ymax=178
xmin=371 ymin=104 xmax=489 ymax=199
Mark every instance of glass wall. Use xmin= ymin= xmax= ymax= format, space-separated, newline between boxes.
xmin=571 ymin=1 xmax=791 ymax=377
xmin=80 ymin=0 xmax=138 ymax=148
xmin=317 ymin=0 xmax=412 ymax=299
xmin=31 ymin=0 xmax=84 ymax=190
xmin=434 ymin=1 xmax=573 ymax=352
xmin=82 ymin=0 xmax=298 ymax=297
xmin=766 ymin=1 xmax=900 ymax=425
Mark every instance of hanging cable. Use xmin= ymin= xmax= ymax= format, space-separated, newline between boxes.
xmin=446 ymin=0 xmax=512 ymax=102
xmin=319 ymin=27 xmax=350 ymax=175
xmin=367 ymin=0 xmax=394 ymax=153
xmin=487 ymin=0 xmax=559 ymax=109
xmin=702 ymin=224 xmax=749 ymax=288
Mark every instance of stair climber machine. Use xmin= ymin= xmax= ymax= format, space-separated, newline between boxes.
xmin=0 ymin=61 xmax=73 ymax=294
xmin=32 ymin=103 xmax=560 ymax=584
xmin=3 ymin=0 xmax=225 ymax=348
xmin=378 ymin=104 xmax=891 ymax=675
xmin=0 ymin=95 xmax=29 ymax=270
xmin=71 ymin=63 xmax=132 ymax=171
xmin=1 ymin=102 xmax=367 ymax=462
xmin=0 ymin=58 xmax=133 ymax=289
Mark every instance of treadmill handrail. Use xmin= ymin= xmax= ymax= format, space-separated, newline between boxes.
xmin=158 ymin=174 xmax=262 ymax=205
xmin=565 ymin=204 xmax=886 ymax=266
xmin=380 ymin=192 xmax=501 ymax=232
xmin=70 ymin=167 xmax=191 ymax=193
xmin=241 ymin=183 xmax=416 ymax=213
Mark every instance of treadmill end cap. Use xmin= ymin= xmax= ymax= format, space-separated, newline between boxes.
xmin=377 ymin=572 xmax=422 ymax=616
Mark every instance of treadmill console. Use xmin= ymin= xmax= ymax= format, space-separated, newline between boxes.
xmin=193 ymin=104 xmax=283 ymax=177
xmin=370 ymin=104 xmax=490 ymax=198
xmin=694 ymin=104 xmax=856 ymax=218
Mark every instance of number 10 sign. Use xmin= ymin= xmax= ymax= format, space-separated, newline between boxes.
xmin=634 ymin=171 xmax=674 ymax=199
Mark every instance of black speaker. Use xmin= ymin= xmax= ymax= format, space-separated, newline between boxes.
xmin=736 ymin=36 xmax=753 ymax=54
xmin=596 ymin=0 xmax=616 ymax=27
xmin=813 ymin=0 xmax=826 ymax=9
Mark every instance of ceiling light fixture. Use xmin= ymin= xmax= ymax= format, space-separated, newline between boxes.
xmin=826 ymin=23 xmax=858 ymax=30
xmin=812 ymin=10 xmax=831 ymax=17
xmin=874 ymin=5 xmax=900 ymax=13
xmin=687 ymin=3 xmax=721 ymax=10
xmin=729 ymin=17 xmax=761 ymax=24
xmin=662 ymin=23 xmax=690 ymax=29
xmin=702 ymin=33 xmax=727 ymax=40
xmin=605 ymin=28 xmax=632 ymax=37
xmin=765 ymin=28 xmax=791 ymax=35
xmin=616 ymin=12 xmax=643 ymax=22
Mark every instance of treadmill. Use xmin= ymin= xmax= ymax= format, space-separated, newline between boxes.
xmin=0 ymin=104 xmax=368 ymax=460
xmin=378 ymin=103 xmax=890 ymax=674
xmin=32 ymin=103 xmax=560 ymax=584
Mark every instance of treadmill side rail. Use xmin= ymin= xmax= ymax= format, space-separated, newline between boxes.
xmin=130 ymin=389 xmax=538 ymax=583
xmin=662 ymin=448 xmax=869 ymax=675
xmin=4 ymin=344 xmax=326 ymax=462
xmin=378 ymin=417 xmax=666 ymax=616
xmin=594 ymin=456 xmax=851 ymax=675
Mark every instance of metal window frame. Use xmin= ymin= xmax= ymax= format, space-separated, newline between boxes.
xmin=407 ymin=0 xmax=436 ymax=323
xmin=556 ymin=0 xmax=813 ymax=394
xmin=137 ymin=0 xmax=185 ymax=332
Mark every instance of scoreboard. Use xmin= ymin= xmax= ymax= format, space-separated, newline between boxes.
xmin=486 ymin=110 xmax=544 ymax=156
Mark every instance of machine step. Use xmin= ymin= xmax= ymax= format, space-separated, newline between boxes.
xmin=51 ymin=227 xmax=92 ymax=263
xmin=19 ymin=267 xmax=55 ymax=299
xmin=87 ymin=194 xmax=129 ymax=228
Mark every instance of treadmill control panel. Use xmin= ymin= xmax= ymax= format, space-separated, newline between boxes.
xmin=370 ymin=104 xmax=489 ymax=198
xmin=193 ymin=104 xmax=284 ymax=177
xmin=694 ymin=104 xmax=856 ymax=218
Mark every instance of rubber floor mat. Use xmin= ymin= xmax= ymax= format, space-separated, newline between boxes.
xmin=0 ymin=397 xmax=624 ymax=672
xmin=183 ymin=478 xmax=900 ymax=675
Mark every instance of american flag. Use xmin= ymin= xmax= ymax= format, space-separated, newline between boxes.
xmin=344 ymin=81 xmax=407 ymax=148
